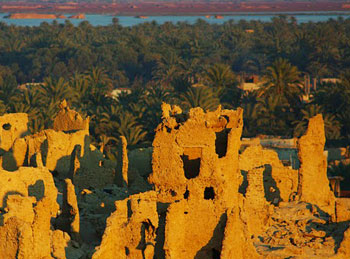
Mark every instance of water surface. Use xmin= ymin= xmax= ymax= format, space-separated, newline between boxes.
xmin=1 ymin=12 xmax=350 ymax=27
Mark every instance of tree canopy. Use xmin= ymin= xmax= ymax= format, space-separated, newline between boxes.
xmin=0 ymin=16 xmax=349 ymax=155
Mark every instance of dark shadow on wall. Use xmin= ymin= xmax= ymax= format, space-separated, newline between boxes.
xmin=28 ymin=179 xmax=45 ymax=201
xmin=215 ymin=129 xmax=230 ymax=158
xmin=154 ymin=202 xmax=170 ymax=259
xmin=136 ymin=219 xmax=156 ymax=257
xmin=0 ymin=191 xmax=25 ymax=226
xmin=238 ymin=170 xmax=248 ymax=195
xmin=41 ymin=139 xmax=48 ymax=166
xmin=55 ymin=135 xmax=93 ymax=181
xmin=1 ymin=148 xmax=17 ymax=171
xmin=263 ymin=164 xmax=281 ymax=204
xmin=194 ymin=213 xmax=227 ymax=259
xmin=181 ymin=147 xmax=202 ymax=179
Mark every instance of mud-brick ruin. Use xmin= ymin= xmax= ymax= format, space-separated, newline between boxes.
xmin=0 ymin=101 xmax=350 ymax=258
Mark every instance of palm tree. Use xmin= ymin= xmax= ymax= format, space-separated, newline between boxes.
xmin=97 ymin=134 xmax=118 ymax=154
xmin=255 ymin=96 xmax=289 ymax=136
xmin=40 ymin=100 xmax=61 ymax=129
xmin=203 ymin=63 xmax=235 ymax=89
xmin=140 ymin=84 xmax=173 ymax=140
xmin=337 ymin=111 xmax=350 ymax=139
xmin=0 ymin=100 xmax=6 ymax=116
xmin=91 ymin=103 xmax=121 ymax=137
xmin=0 ymin=75 xmax=18 ymax=105
xmin=30 ymin=115 xmax=46 ymax=133
xmin=10 ymin=102 xmax=38 ymax=119
xmin=86 ymin=67 xmax=113 ymax=92
xmin=203 ymin=64 xmax=242 ymax=108
xmin=340 ymin=70 xmax=350 ymax=89
xmin=242 ymin=102 xmax=258 ymax=137
xmin=69 ymin=73 xmax=90 ymax=112
xmin=114 ymin=112 xmax=147 ymax=147
xmin=307 ymin=26 xmax=341 ymax=77
xmin=182 ymin=58 xmax=204 ymax=85
xmin=313 ymin=80 xmax=350 ymax=115
xmin=179 ymin=86 xmax=220 ymax=111
xmin=293 ymin=104 xmax=341 ymax=140
xmin=12 ymin=86 xmax=43 ymax=107
xmin=38 ymin=77 xmax=73 ymax=105
xmin=0 ymin=38 xmax=26 ymax=52
xmin=258 ymin=58 xmax=302 ymax=105
xmin=153 ymin=52 xmax=185 ymax=86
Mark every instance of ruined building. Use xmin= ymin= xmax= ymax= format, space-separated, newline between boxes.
xmin=0 ymin=102 xmax=349 ymax=258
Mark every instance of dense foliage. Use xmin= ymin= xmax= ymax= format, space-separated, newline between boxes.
xmin=0 ymin=16 xmax=349 ymax=153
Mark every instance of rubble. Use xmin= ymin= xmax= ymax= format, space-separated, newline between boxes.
xmin=0 ymin=107 xmax=349 ymax=259
xmin=256 ymin=201 xmax=344 ymax=258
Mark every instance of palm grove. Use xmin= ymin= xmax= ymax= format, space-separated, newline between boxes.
xmin=0 ymin=16 xmax=349 ymax=158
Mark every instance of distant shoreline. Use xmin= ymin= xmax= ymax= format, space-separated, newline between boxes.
xmin=1 ymin=1 xmax=350 ymax=16
xmin=4 ymin=12 xmax=86 ymax=19
xmin=2 ymin=11 xmax=350 ymax=17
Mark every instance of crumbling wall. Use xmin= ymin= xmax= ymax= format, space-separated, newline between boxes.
xmin=297 ymin=114 xmax=335 ymax=216
xmin=5 ymin=126 xmax=114 ymax=189
xmin=0 ymin=113 xmax=28 ymax=151
xmin=53 ymin=100 xmax=89 ymax=132
xmin=0 ymin=105 xmax=93 ymax=179
xmin=44 ymin=129 xmax=88 ymax=174
xmin=221 ymin=206 xmax=262 ymax=259
xmin=149 ymin=104 xmax=244 ymax=257
xmin=336 ymin=198 xmax=350 ymax=222
xmin=0 ymin=167 xmax=58 ymax=211
xmin=92 ymin=191 xmax=158 ymax=259
xmin=51 ymin=230 xmax=71 ymax=259
xmin=56 ymin=179 xmax=80 ymax=241
xmin=149 ymin=104 xmax=243 ymax=207
xmin=0 ymin=108 xmax=347 ymax=259
xmin=2 ymin=128 xmax=90 ymax=176
xmin=70 ymin=144 xmax=115 ymax=190
xmin=116 ymin=136 xmax=128 ymax=187
xmin=0 ymin=211 xmax=34 ymax=259
xmin=164 ymin=199 xmax=227 ymax=258
xmin=0 ymin=167 xmax=59 ymax=258
xmin=128 ymin=147 xmax=153 ymax=177
xmin=242 ymin=167 xmax=270 ymax=235
xmin=239 ymin=145 xmax=298 ymax=203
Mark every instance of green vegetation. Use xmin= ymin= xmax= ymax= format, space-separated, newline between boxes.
xmin=0 ymin=17 xmax=349 ymax=154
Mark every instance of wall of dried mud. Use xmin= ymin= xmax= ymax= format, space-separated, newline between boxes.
xmin=0 ymin=102 xmax=349 ymax=259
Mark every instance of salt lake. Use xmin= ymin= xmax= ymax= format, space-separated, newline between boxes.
xmin=0 ymin=12 xmax=350 ymax=27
